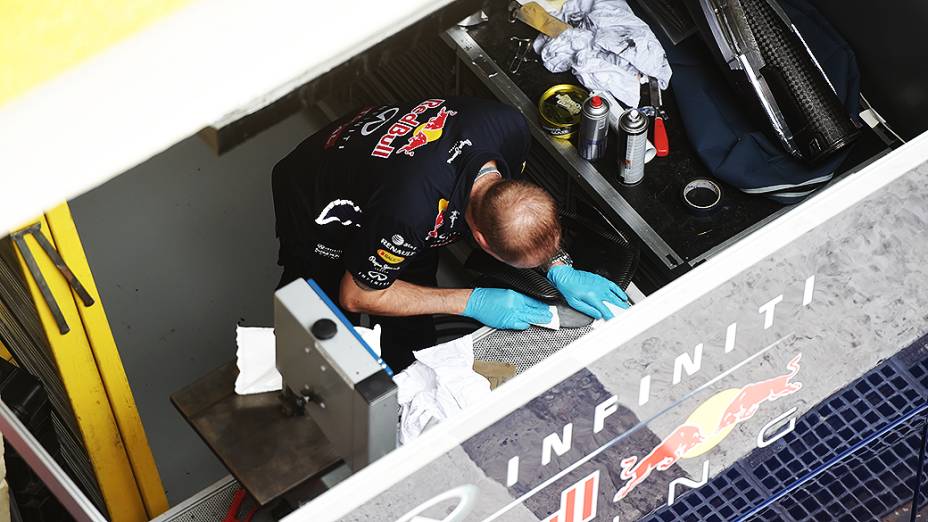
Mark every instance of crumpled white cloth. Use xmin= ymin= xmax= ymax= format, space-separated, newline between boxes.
xmin=233 ymin=324 xmax=382 ymax=395
xmin=533 ymin=0 xmax=672 ymax=108
xmin=394 ymin=335 xmax=492 ymax=445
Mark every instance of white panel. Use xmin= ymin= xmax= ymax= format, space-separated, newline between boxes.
xmin=0 ymin=0 xmax=451 ymax=233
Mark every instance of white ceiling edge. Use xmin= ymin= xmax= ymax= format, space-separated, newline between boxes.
xmin=0 ymin=0 xmax=453 ymax=234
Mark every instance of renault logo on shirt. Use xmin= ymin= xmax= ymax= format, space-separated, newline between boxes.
xmin=379 ymin=239 xmax=416 ymax=256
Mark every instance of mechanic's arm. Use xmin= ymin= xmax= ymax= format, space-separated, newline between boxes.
xmin=340 ymin=272 xmax=469 ymax=316
xmin=544 ymin=251 xmax=630 ymax=320
xmin=339 ymin=272 xmax=552 ymax=330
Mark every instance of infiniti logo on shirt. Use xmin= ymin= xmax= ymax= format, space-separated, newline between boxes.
xmin=361 ymin=107 xmax=400 ymax=136
xmin=367 ymin=271 xmax=388 ymax=282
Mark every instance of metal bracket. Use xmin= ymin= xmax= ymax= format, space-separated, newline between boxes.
xmin=11 ymin=223 xmax=95 ymax=334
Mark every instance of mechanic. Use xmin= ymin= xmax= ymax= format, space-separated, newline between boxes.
xmin=272 ymin=96 xmax=628 ymax=371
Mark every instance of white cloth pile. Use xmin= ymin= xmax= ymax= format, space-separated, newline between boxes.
xmin=394 ymin=335 xmax=492 ymax=445
xmin=533 ymin=0 xmax=672 ymax=109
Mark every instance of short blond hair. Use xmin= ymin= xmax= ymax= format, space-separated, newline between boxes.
xmin=474 ymin=180 xmax=561 ymax=266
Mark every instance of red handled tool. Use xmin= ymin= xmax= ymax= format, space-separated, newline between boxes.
xmin=223 ymin=489 xmax=258 ymax=522
xmin=649 ymin=78 xmax=670 ymax=157
xmin=653 ymin=116 xmax=669 ymax=157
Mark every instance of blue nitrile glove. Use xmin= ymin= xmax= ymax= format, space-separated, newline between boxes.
xmin=462 ymin=288 xmax=553 ymax=330
xmin=547 ymin=265 xmax=629 ymax=320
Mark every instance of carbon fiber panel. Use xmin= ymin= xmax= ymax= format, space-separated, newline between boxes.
xmin=741 ymin=0 xmax=859 ymax=161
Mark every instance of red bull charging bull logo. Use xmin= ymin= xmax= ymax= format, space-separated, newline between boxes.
xmin=370 ymin=100 xmax=456 ymax=158
xmin=615 ymin=354 xmax=803 ymax=501
xmin=397 ymin=106 xmax=457 ymax=157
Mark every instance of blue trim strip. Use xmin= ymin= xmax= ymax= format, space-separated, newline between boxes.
xmin=734 ymin=402 xmax=928 ymax=521
xmin=305 ymin=279 xmax=394 ymax=377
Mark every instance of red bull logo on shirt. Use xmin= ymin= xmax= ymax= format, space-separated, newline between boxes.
xmin=370 ymin=99 xmax=454 ymax=159
xmin=396 ymin=106 xmax=457 ymax=157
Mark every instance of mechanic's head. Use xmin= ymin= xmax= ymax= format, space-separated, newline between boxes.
xmin=470 ymin=180 xmax=561 ymax=268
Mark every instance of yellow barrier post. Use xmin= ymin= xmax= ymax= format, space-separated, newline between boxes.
xmin=12 ymin=215 xmax=148 ymax=521
xmin=45 ymin=203 xmax=169 ymax=517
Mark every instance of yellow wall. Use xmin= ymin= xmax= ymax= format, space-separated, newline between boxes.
xmin=0 ymin=0 xmax=192 ymax=106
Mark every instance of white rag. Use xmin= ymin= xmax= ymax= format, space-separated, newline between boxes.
xmin=533 ymin=0 xmax=672 ymax=109
xmin=592 ymin=300 xmax=629 ymax=328
xmin=394 ymin=335 xmax=492 ymax=445
xmin=233 ymin=324 xmax=382 ymax=395
xmin=534 ymin=305 xmax=561 ymax=330
xmin=235 ymin=327 xmax=281 ymax=395
xmin=538 ymin=300 xmax=633 ymax=330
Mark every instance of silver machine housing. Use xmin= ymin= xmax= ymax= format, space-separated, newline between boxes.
xmin=274 ymin=279 xmax=398 ymax=471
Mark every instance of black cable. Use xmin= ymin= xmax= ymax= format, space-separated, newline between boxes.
xmin=910 ymin=413 xmax=928 ymax=522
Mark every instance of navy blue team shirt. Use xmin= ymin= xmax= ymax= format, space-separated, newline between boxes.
xmin=272 ymin=96 xmax=532 ymax=290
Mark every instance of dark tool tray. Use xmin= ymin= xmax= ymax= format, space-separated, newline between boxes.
xmin=458 ymin=2 xmax=882 ymax=270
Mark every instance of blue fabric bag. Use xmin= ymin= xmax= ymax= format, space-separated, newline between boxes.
xmin=664 ymin=0 xmax=861 ymax=203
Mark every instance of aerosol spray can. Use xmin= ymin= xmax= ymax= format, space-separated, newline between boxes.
xmin=617 ymin=109 xmax=649 ymax=185
xmin=578 ymin=95 xmax=610 ymax=161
